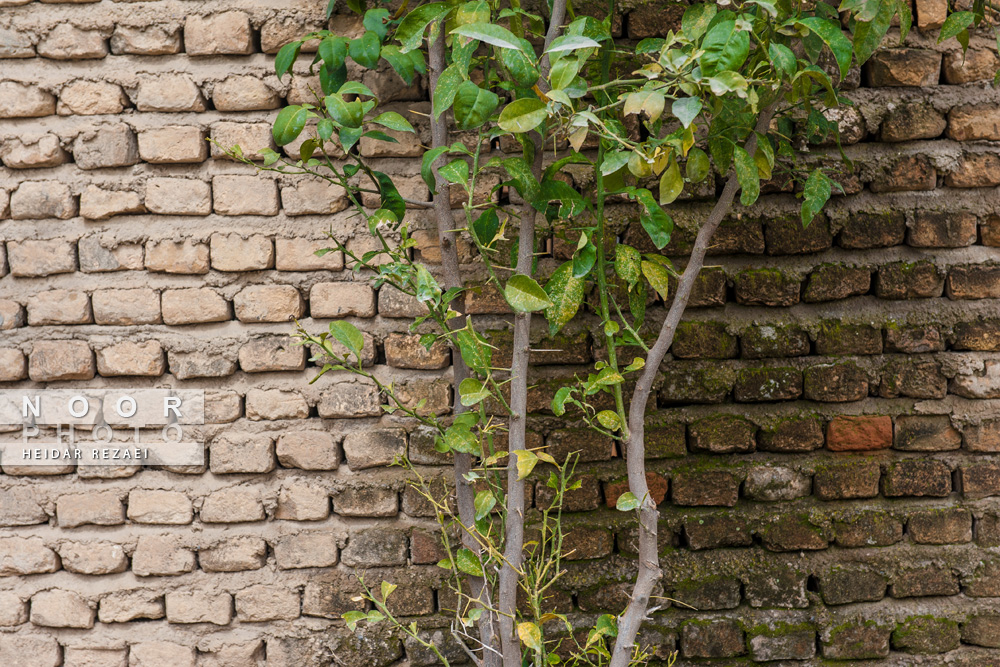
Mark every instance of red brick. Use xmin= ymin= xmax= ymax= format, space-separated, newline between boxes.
xmin=826 ymin=416 xmax=892 ymax=451
xmin=603 ymin=472 xmax=668 ymax=508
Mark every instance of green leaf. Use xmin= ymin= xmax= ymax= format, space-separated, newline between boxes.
xmin=421 ymin=146 xmax=450 ymax=193
xmin=685 ymin=147 xmax=710 ymax=183
xmin=459 ymin=378 xmax=492 ymax=406
xmin=546 ymin=34 xmax=600 ymax=55
xmin=938 ymin=11 xmax=975 ymax=44
xmin=641 ymin=260 xmax=671 ymax=300
xmin=768 ymin=43 xmax=797 ymax=77
xmin=707 ymin=71 xmax=748 ymax=96
xmin=500 ymin=38 xmax=540 ymax=87
xmin=343 ymin=610 xmax=368 ymax=631
xmin=451 ymin=23 xmax=524 ymax=51
xmin=328 ymin=321 xmax=365 ymax=360
xmin=798 ymin=18 xmax=853 ymax=80
xmin=614 ymin=245 xmax=641 ymax=286
xmin=272 ymin=105 xmax=309 ymax=146
xmin=801 ymin=168 xmax=832 ymax=227
xmin=474 ymin=489 xmax=496 ymax=521
xmin=454 ymin=0 xmax=490 ymax=26
xmin=371 ymin=111 xmax=414 ymax=133
xmin=396 ymin=2 xmax=450 ymax=52
xmin=671 ymin=97 xmax=702 ymax=128
xmin=659 ymin=157 xmax=683 ymax=205
xmin=380 ymin=581 xmax=397 ymax=600
xmin=518 ymin=622 xmax=543 ymax=652
xmin=634 ymin=188 xmax=673 ymax=250
xmin=432 ymin=64 xmax=465 ymax=120
xmin=498 ymin=98 xmax=548 ymax=134
xmin=572 ymin=240 xmax=596 ymax=278
xmin=700 ymin=20 xmax=750 ymax=77
xmin=380 ymin=44 xmax=416 ymax=84
xmin=595 ymin=614 xmax=618 ymax=638
xmin=444 ymin=423 xmax=479 ymax=454
xmin=543 ymin=262 xmax=585 ymax=337
xmin=472 ymin=209 xmax=500 ymax=247
xmin=551 ymin=387 xmax=572 ymax=416
xmin=452 ymin=81 xmax=499 ymax=130
xmin=897 ymin=0 xmax=912 ymax=42
xmin=364 ymin=8 xmax=390 ymax=39
xmin=275 ymin=41 xmax=301 ymax=80
xmin=600 ymin=151 xmax=630 ymax=176
xmin=615 ymin=491 xmax=640 ymax=511
xmin=439 ymin=159 xmax=469 ymax=184
xmin=319 ymin=36 xmax=348 ymax=70
xmin=733 ymin=146 xmax=760 ymax=206
xmin=681 ymin=3 xmax=717 ymax=41
xmin=456 ymin=325 xmax=492 ymax=372
xmin=513 ymin=449 xmax=539 ymax=479
xmin=505 ymin=274 xmax=553 ymax=312
xmin=596 ymin=410 xmax=622 ymax=430
xmin=325 ymin=94 xmax=364 ymax=128
xmin=349 ymin=31 xmax=381 ymax=69
xmin=624 ymin=89 xmax=666 ymax=123
xmin=455 ymin=547 xmax=484 ymax=577
xmin=852 ymin=0 xmax=894 ymax=65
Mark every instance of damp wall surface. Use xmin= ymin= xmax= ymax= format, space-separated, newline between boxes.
xmin=2 ymin=0 xmax=1000 ymax=664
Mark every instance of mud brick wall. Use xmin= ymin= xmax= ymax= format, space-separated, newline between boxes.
xmin=1 ymin=0 xmax=1000 ymax=665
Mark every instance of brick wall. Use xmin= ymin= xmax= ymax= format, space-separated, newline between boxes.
xmin=1 ymin=0 xmax=1000 ymax=664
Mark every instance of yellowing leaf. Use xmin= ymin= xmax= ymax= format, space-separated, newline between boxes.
xmin=513 ymin=449 xmax=539 ymax=480
xmin=518 ymin=622 xmax=543 ymax=651
xmin=658 ymin=157 xmax=683 ymax=205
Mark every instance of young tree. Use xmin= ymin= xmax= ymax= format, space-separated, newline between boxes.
xmin=232 ymin=0 xmax=990 ymax=663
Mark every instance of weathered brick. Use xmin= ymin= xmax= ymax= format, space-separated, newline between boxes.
xmin=946 ymin=152 xmax=1000 ymax=188
xmin=169 ymin=350 xmax=237 ymax=379
xmin=79 ymin=186 xmax=144 ymax=220
xmin=29 ymin=340 xmax=95 ymax=381
xmin=672 ymin=470 xmax=738 ymax=506
xmin=760 ymin=513 xmax=828 ymax=551
xmin=138 ymin=126 xmax=208 ymax=163
xmin=28 ymin=290 xmax=91 ymax=325
xmin=213 ymin=175 xmax=280 ymax=215
xmin=881 ymin=102 xmax=946 ymax=141
xmin=132 ymin=535 xmax=196 ymax=576
xmin=129 ymin=643 xmax=196 ymax=667
xmin=0 ymin=82 xmax=55 ymax=118
xmin=826 ymin=415 xmax=892 ymax=451
xmin=672 ymin=321 xmax=737 ymax=359
xmin=309 ymin=282 xmax=376 ymax=318
xmin=948 ymin=105 xmax=1000 ymax=141
xmin=1 ymin=134 xmax=68 ymax=168
xmin=953 ymin=320 xmax=1000 ymax=351
xmin=740 ymin=324 xmax=810 ymax=358
xmin=10 ymin=181 xmax=76 ymax=219
xmin=0 ymin=28 xmax=34 ymax=58
xmin=110 ymin=24 xmax=182 ymax=55
xmin=92 ymin=288 xmax=161 ymax=324
xmin=276 ymin=483 xmax=330 ymax=521
xmin=205 ymin=391 xmax=243 ymax=424
xmin=866 ymin=48 xmax=941 ymax=86
xmin=239 ymin=336 xmax=306 ymax=372
xmin=816 ymin=322 xmax=882 ymax=355
xmin=162 ymin=288 xmax=230 ymax=325
xmin=275 ymin=531 xmax=339 ymax=569
xmin=804 ymin=264 xmax=871 ymax=302
xmin=944 ymin=48 xmax=1000 ymax=83
xmin=58 ymin=541 xmax=127 ymax=575
xmin=317 ymin=377 xmax=382 ymax=417
xmin=165 ymin=591 xmax=232 ymax=625
xmin=0 ymin=636 xmax=61 ymax=667
xmin=58 ymin=80 xmax=127 ymax=115
xmin=128 ymin=490 xmax=192 ymax=524
xmin=885 ymin=324 xmax=944 ymax=353
xmin=734 ymin=269 xmax=801 ymax=306
xmin=72 ymin=124 xmax=138 ymax=170
xmin=333 ymin=485 xmax=399 ymax=517
xmin=804 ymin=363 xmax=869 ymax=402
xmin=0 ymin=348 xmax=27 ymax=382
xmin=0 ymin=536 xmax=59 ymax=575
xmin=963 ymin=614 xmax=1000 ymax=648
xmin=880 ymin=357 xmax=948 ymax=399
xmin=820 ymin=567 xmax=886 ymax=605
xmin=875 ymin=261 xmax=943 ymax=298
xmin=909 ymin=211 xmax=977 ymax=248
xmin=56 ymin=490 xmax=124 ymax=527
xmin=246 ymin=388 xmax=309 ymax=420
xmin=37 ymin=24 xmax=106 ymax=59
xmin=210 ymin=122 xmax=277 ymax=161
xmin=199 ymin=536 xmax=267 ymax=572
xmin=961 ymin=462 xmax=1000 ymax=499
xmin=236 ymin=585 xmax=300 ymax=622
xmin=384 ymin=333 xmax=450 ymax=369
xmin=835 ymin=511 xmax=903 ymax=547
xmin=0 ymin=488 xmax=47 ymax=527
xmin=545 ymin=428 xmax=613 ymax=462
xmin=948 ymin=265 xmax=1000 ymax=299
xmin=684 ymin=514 xmax=752 ymax=549
xmin=909 ymin=508 xmax=973 ymax=544
xmin=764 ymin=215 xmax=832 ymax=254
xmin=275 ymin=237 xmax=345 ymax=271
xmin=687 ymin=414 xmax=756 ymax=453
xmin=822 ymin=622 xmax=891 ymax=660
xmin=814 ymin=461 xmax=881 ymax=500
xmin=870 ymin=155 xmax=937 ymax=192
xmin=280 ymin=178 xmax=350 ymax=216
xmin=892 ymin=616 xmax=960 ymax=654
xmin=748 ymin=629 xmax=816 ymax=662
xmin=213 ymin=75 xmax=281 ymax=111
xmin=343 ymin=429 xmax=405 ymax=470
xmin=210 ymin=233 xmax=273 ymax=271
xmin=838 ymin=211 xmax=905 ymax=248
xmin=96 ymin=340 xmax=165 ymax=376
xmin=681 ymin=619 xmax=745 ymax=658
xmin=185 ymin=12 xmax=254 ymax=55
xmin=234 ymin=285 xmax=304 ymax=322
xmin=894 ymin=415 xmax=960 ymax=451
xmin=965 ymin=420 xmax=1000 ymax=452
xmin=341 ymin=528 xmax=406 ymax=567
xmin=145 ymin=177 xmax=211 ymax=215
xmin=883 ymin=459 xmax=951 ymax=497
xmin=952 ymin=360 xmax=1000 ymax=399
xmin=209 ymin=432 xmax=276 ymax=474
xmin=0 ymin=591 xmax=27 ymax=626
xmin=31 ymin=589 xmax=94 ymax=628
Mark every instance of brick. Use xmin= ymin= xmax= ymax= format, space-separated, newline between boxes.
xmin=136 ymin=74 xmax=206 ymax=112
xmin=866 ymin=48 xmax=941 ymax=86
xmin=210 ymin=122 xmax=277 ymax=161
xmin=276 ymin=237 xmax=345 ymax=271
xmin=185 ymin=12 xmax=253 ymax=55
xmin=169 ymin=350 xmax=236 ymax=379
xmin=602 ymin=472 xmax=667 ymax=509
xmin=260 ymin=16 xmax=326 ymax=53
xmin=687 ymin=414 xmax=756 ymax=453
xmin=870 ymin=155 xmax=937 ymax=192
xmin=210 ymin=233 xmax=273 ymax=271
xmin=384 ymin=333 xmax=450 ymax=369
xmin=892 ymin=616 xmax=960 ymax=654
xmin=275 ymin=531 xmax=339 ymax=569
xmin=909 ymin=508 xmax=973 ymax=544
xmin=952 ymin=360 xmax=1000 ymax=399
xmin=755 ymin=418 xmax=823 ymax=454
xmin=317 ymin=378 xmax=382 ymax=417
xmin=760 ymin=513 xmax=828 ymax=551
xmin=814 ymin=461 xmax=881 ymax=500
xmin=28 ymin=290 xmax=91 ymax=325
xmin=79 ymin=186 xmax=144 ymax=220
xmin=277 ymin=431 xmax=340 ymax=470
xmin=671 ymin=577 xmax=741 ymax=610
xmin=205 ymin=391 xmax=242 ymax=424
xmin=909 ymin=211 xmax=977 ymax=247
xmin=236 ymin=585 xmax=300 ymax=622
xmin=145 ymin=240 xmax=209 ymax=274
xmin=0 ymin=637 xmax=61 ymax=667
xmin=165 ymin=591 xmax=232 ymax=625
xmin=946 ymin=152 xmax=1000 ymax=188
xmin=133 ymin=536 xmax=196 ymax=577
xmin=822 ymin=622 xmax=890 ymax=660
xmin=56 ymin=490 xmax=124 ymax=527
xmin=333 ymin=486 xmax=399 ymax=517
xmin=658 ymin=364 xmax=734 ymax=404
xmin=162 ymin=288 xmax=229 ymax=324
xmin=681 ymin=619 xmax=745 ymax=659
xmin=0 ymin=488 xmax=47 ymax=527
xmin=110 ymin=24 xmax=182 ymax=55
xmin=64 ymin=648 xmax=127 ymax=667
xmin=743 ymin=567 xmax=809 ymax=608
xmin=234 ymin=285 xmax=304 ymax=322
xmin=199 ymin=536 xmax=267 ymax=572
xmin=961 ymin=463 xmax=1000 ymax=499
xmin=0 ymin=348 xmax=27 ymax=381
xmin=92 ymin=288 xmax=161 ymax=324
xmin=29 ymin=340 xmax=95 ymax=381
xmin=881 ymin=102 xmax=946 ymax=142
xmin=31 ymin=589 xmax=94 ymax=628
xmin=965 ymin=420 xmax=1000 ymax=452
xmin=894 ymin=415 xmax=960 ymax=451
xmin=880 ymin=358 xmax=947 ymax=399
xmin=341 ymin=528 xmax=406 ymax=567
xmin=0 ymin=591 xmax=27 ymax=626
xmin=820 ymin=567 xmax=886 ymax=605
xmin=948 ymin=265 xmax=1000 ymax=299
xmin=826 ymin=415 xmax=892 ymax=451
xmin=276 ymin=483 xmax=329 ymax=521
xmin=803 ymin=363 xmax=869 ymax=402
xmin=58 ymin=540 xmax=127 ymax=574
xmin=10 ymin=181 xmax=76 ymax=219
xmin=838 ymin=211 xmax=905 ymax=248
xmin=209 ymin=432 xmax=276 ymax=474
xmin=301 ymin=577 xmax=365 ymax=618
xmin=734 ymin=269 xmax=800 ymax=306
xmin=343 ymin=429 xmax=406 ymax=470
xmin=145 ymin=178 xmax=211 ymax=215
xmin=213 ymin=175 xmax=279 ymax=215
xmin=953 ymin=321 xmax=1000 ymax=350
xmin=948 ymin=105 xmax=1000 ymax=141
xmin=37 ymin=24 xmax=106 ymax=59
xmin=876 ymin=261 xmax=943 ymax=298
xmin=138 ymin=126 xmax=208 ymax=163
xmin=0 ymin=82 xmax=55 ymax=117
xmin=129 ymin=643 xmax=195 ymax=667
xmin=944 ymin=48 xmax=1000 ymax=83
xmin=672 ymin=470 xmax=738 ymax=506
xmin=0 ymin=28 xmax=34 ymax=58
xmin=835 ymin=511 xmax=903 ymax=547
xmin=96 ymin=341 xmax=165 ymax=376
xmin=740 ymin=324 xmax=810 ymax=358
xmin=72 ymin=124 xmax=138 ymax=170
xmin=803 ymin=264 xmax=870 ymax=302
xmin=545 ymin=428 xmax=613 ymax=462
xmin=672 ymin=321 xmax=737 ymax=359
xmin=57 ymin=80 xmax=127 ymax=115
xmin=280 ymin=178 xmax=349 ymax=216
xmin=246 ymin=388 xmax=309 ymax=420
xmin=815 ymin=322 xmax=881 ymax=355
xmin=915 ymin=0 xmax=947 ymax=28
xmin=561 ymin=526 xmax=613 ymax=560
xmin=0 ymin=536 xmax=59 ymax=575
xmin=239 ymin=336 xmax=306 ymax=372
xmin=128 ymin=490 xmax=192 ymax=524
xmin=764 ymin=215 xmax=832 ymax=254
xmin=748 ymin=629 xmax=816 ymax=662
xmin=213 ymin=75 xmax=281 ymax=111
xmin=1 ymin=134 xmax=68 ymax=168
xmin=309 ymin=282 xmax=376 ymax=318
xmin=885 ymin=324 xmax=944 ymax=353
xmin=966 ymin=559 xmax=1000 ymax=597
xmin=883 ymin=460 xmax=951 ymax=497
xmin=963 ymin=614 xmax=1000 ymax=648
xmin=684 ymin=514 xmax=751 ymax=549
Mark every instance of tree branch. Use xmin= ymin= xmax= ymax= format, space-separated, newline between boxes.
xmin=607 ymin=94 xmax=783 ymax=667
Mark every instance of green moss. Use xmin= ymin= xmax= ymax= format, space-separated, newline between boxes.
xmin=745 ymin=620 xmax=815 ymax=638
